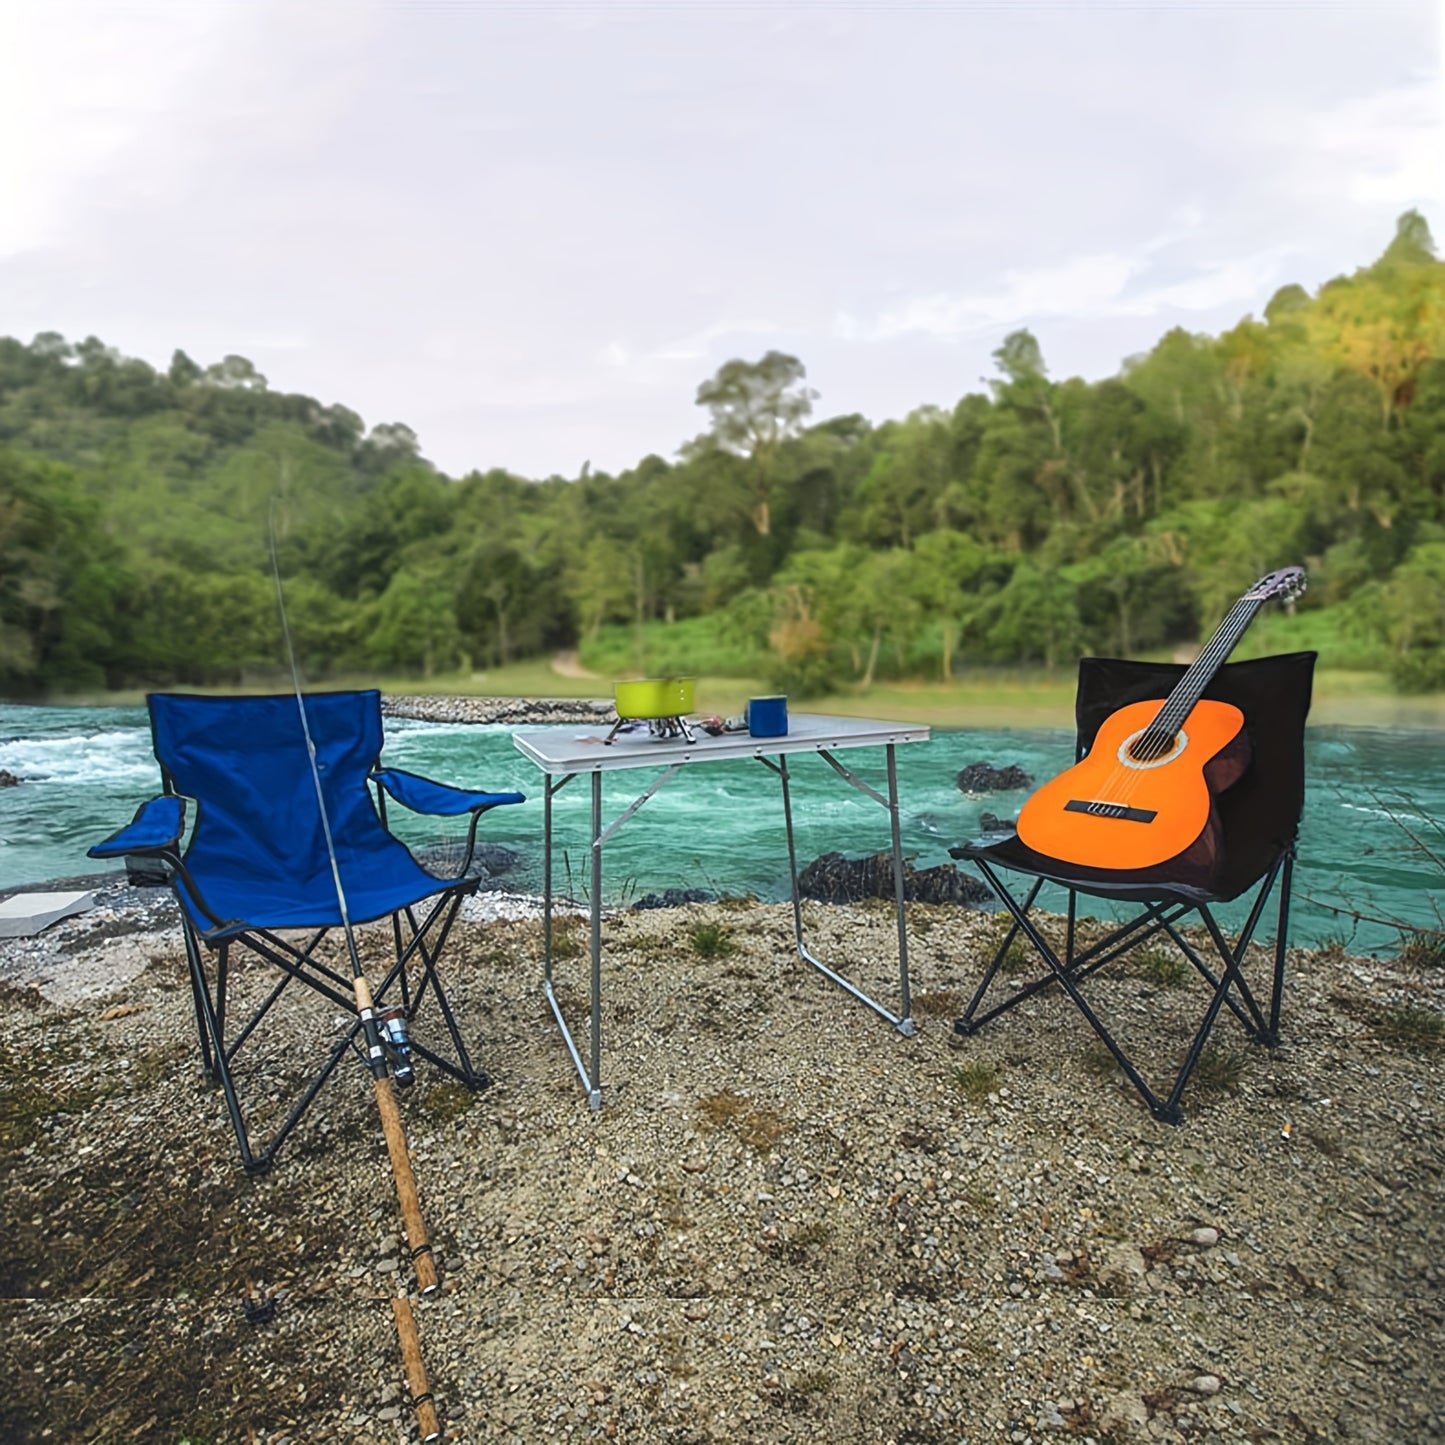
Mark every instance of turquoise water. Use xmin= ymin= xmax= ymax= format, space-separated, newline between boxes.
xmin=1 ymin=703 xmax=1440 ymax=955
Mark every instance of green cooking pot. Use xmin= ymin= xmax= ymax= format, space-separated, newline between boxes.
xmin=614 ymin=676 xmax=696 ymax=719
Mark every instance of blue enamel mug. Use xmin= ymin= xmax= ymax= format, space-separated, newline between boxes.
xmin=746 ymin=695 xmax=788 ymax=738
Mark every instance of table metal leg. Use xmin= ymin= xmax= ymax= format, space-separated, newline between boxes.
xmin=588 ymin=770 xmax=603 ymax=1108
xmin=540 ymin=745 xmax=917 ymax=1109
xmin=774 ymin=747 xmax=915 ymax=1036
xmin=543 ymin=777 xmax=554 ymax=988
xmin=887 ymin=745 xmax=913 ymax=1026
xmin=541 ymin=771 xmax=603 ymax=1107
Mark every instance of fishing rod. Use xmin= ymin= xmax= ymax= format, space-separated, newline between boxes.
xmin=267 ymin=502 xmax=443 ymax=1444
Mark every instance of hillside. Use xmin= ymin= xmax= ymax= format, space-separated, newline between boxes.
xmin=2 ymin=212 xmax=1443 ymax=699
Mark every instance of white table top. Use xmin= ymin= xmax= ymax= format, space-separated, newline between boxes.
xmin=512 ymin=712 xmax=930 ymax=775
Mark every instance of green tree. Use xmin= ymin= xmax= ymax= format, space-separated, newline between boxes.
xmin=842 ymin=407 xmax=953 ymax=549
xmin=911 ymin=529 xmax=993 ymax=679
xmin=1384 ymin=543 xmax=1445 ymax=691
xmin=1066 ymin=535 xmax=1180 ymax=655
xmin=694 ymin=351 xmax=818 ymax=537
xmin=366 ymin=566 xmax=462 ymax=677
xmin=455 ymin=542 xmax=547 ymax=667
xmin=981 ymin=562 xmax=1084 ymax=670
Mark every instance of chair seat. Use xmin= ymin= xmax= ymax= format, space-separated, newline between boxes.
xmin=176 ymin=839 xmax=469 ymax=936
xmin=951 ymin=834 xmax=1225 ymax=906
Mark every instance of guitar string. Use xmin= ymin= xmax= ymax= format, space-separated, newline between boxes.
xmin=1103 ymin=601 xmax=1252 ymax=811
xmin=1095 ymin=598 xmax=1257 ymax=813
xmin=1108 ymin=595 xmax=1264 ymax=814
xmin=1090 ymin=603 xmax=1244 ymax=810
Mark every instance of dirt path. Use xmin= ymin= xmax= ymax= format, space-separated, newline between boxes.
xmin=551 ymin=649 xmax=600 ymax=680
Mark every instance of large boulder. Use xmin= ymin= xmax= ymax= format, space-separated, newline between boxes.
xmin=955 ymin=761 xmax=1034 ymax=795
xmin=631 ymin=887 xmax=719 ymax=911
xmin=798 ymin=851 xmax=991 ymax=906
xmin=0 ymin=769 xmax=18 ymax=787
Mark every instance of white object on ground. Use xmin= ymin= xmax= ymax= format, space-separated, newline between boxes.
xmin=0 ymin=890 xmax=96 ymax=938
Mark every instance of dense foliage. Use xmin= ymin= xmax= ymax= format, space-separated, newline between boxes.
xmin=2 ymin=213 xmax=1443 ymax=698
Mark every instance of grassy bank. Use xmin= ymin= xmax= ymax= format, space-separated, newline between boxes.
xmin=32 ymin=660 xmax=1445 ymax=730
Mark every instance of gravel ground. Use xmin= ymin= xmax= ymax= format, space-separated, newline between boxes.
xmin=1 ymin=880 xmax=1442 ymax=1445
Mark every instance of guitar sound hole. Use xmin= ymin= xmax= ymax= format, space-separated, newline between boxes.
xmin=1117 ymin=727 xmax=1188 ymax=770
xmin=1129 ymin=733 xmax=1174 ymax=762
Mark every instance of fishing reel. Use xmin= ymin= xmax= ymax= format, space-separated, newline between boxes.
xmin=378 ymin=1005 xmax=416 ymax=1088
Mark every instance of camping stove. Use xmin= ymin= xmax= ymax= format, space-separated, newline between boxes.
xmin=602 ymin=714 xmax=697 ymax=745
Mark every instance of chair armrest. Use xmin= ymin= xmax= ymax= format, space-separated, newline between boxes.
xmin=370 ymin=769 xmax=525 ymax=817
xmin=88 ymin=795 xmax=187 ymax=859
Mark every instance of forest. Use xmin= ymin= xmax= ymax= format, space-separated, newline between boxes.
xmin=1 ymin=211 xmax=1443 ymax=700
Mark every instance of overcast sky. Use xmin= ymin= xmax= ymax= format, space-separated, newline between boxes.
xmin=2 ymin=0 xmax=1441 ymax=479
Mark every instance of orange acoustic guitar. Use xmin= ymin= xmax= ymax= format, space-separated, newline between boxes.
xmin=1016 ymin=566 xmax=1307 ymax=872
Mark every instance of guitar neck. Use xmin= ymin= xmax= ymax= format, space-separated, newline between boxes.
xmin=1149 ymin=597 xmax=1264 ymax=741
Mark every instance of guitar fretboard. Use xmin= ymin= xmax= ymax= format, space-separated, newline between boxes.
xmin=1133 ymin=597 xmax=1264 ymax=759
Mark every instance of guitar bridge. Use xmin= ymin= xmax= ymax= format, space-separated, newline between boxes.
xmin=1065 ymin=799 xmax=1158 ymax=824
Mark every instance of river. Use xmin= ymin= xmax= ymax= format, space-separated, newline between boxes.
xmin=1 ymin=703 xmax=1440 ymax=955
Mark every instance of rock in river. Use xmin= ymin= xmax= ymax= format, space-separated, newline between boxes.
xmin=798 ymin=851 xmax=991 ymax=906
xmin=955 ymin=761 xmax=1034 ymax=794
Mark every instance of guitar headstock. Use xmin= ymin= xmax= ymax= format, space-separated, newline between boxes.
xmin=1245 ymin=566 xmax=1307 ymax=605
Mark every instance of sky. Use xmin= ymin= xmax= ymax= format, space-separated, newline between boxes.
xmin=1 ymin=0 xmax=1442 ymax=480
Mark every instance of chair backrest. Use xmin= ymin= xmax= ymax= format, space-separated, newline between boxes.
xmin=148 ymin=690 xmax=393 ymax=884
xmin=1073 ymin=652 xmax=1316 ymax=898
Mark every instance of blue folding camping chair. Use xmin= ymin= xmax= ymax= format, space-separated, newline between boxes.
xmin=89 ymin=690 xmax=524 ymax=1172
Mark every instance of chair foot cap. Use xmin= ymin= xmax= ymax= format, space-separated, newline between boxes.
xmin=952 ymin=1018 xmax=979 ymax=1037
xmin=1149 ymin=1104 xmax=1185 ymax=1126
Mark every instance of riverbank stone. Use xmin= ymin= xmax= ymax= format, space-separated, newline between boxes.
xmin=798 ymin=850 xmax=991 ymax=905
xmin=955 ymin=761 xmax=1035 ymax=794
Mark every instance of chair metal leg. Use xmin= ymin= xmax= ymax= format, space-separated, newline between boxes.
xmin=215 ymin=942 xmax=229 ymax=1051
xmin=378 ymin=894 xmax=485 ymax=1088
xmin=954 ymin=877 xmax=1044 ymax=1033
xmin=179 ymin=880 xmax=487 ymax=1171
xmin=1264 ymin=850 xmax=1295 ymax=1046
xmin=954 ymin=858 xmax=1301 ymax=1126
xmin=973 ymin=860 xmax=1184 ymax=1122
xmin=182 ymin=922 xmax=217 ymax=1080
xmin=256 ymin=1028 xmax=363 ymax=1171
xmin=956 ymin=881 xmax=1184 ymax=1036
xmin=186 ymin=936 xmax=262 ymax=1172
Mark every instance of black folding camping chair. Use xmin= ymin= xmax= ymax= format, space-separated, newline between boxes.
xmin=88 ymin=690 xmax=524 ymax=1172
xmin=950 ymin=652 xmax=1315 ymax=1123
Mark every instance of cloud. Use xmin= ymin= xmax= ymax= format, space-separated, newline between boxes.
xmin=597 ymin=319 xmax=787 ymax=371
xmin=1309 ymin=76 xmax=1445 ymax=210
xmin=0 ymin=2 xmax=248 ymax=258
xmin=838 ymin=245 xmax=1287 ymax=344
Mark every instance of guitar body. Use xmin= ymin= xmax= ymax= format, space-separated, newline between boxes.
xmin=1016 ymin=698 xmax=1248 ymax=871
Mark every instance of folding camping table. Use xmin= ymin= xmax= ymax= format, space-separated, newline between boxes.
xmin=512 ymin=713 xmax=931 ymax=1108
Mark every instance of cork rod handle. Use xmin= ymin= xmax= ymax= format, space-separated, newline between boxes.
xmin=392 ymin=1296 xmax=442 ymax=1443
